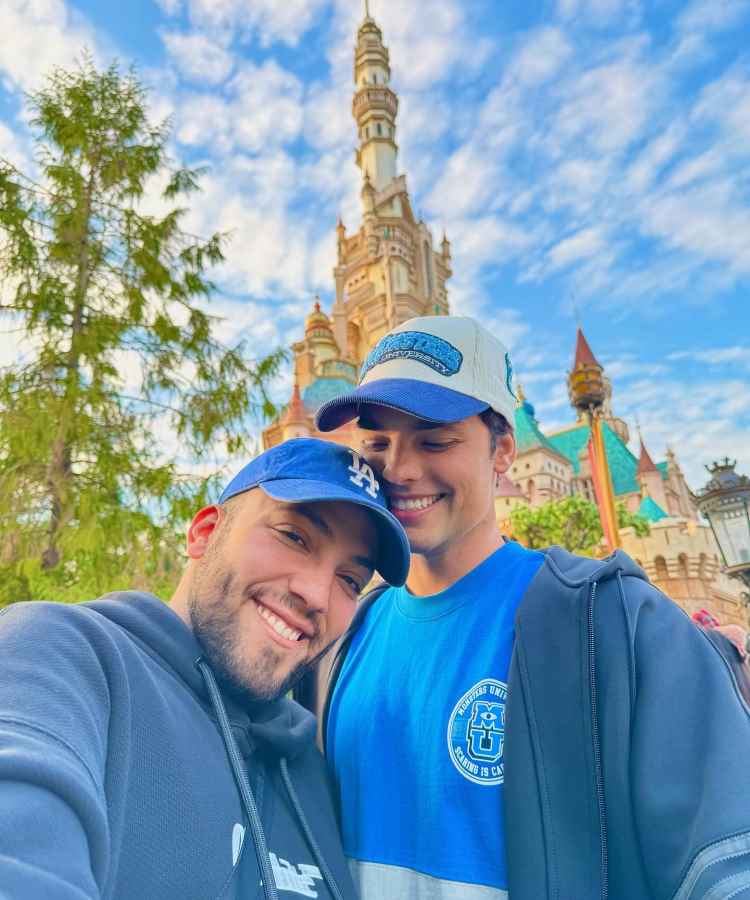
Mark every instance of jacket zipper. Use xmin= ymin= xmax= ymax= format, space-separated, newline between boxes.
xmin=197 ymin=660 xmax=279 ymax=900
xmin=588 ymin=581 xmax=609 ymax=900
xmin=280 ymin=759 xmax=346 ymax=900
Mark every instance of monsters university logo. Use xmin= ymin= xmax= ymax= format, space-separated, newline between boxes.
xmin=447 ymin=679 xmax=507 ymax=786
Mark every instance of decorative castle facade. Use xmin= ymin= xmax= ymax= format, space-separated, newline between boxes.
xmin=262 ymin=8 xmax=746 ymax=626
xmin=497 ymin=330 xmax=745 ymax=625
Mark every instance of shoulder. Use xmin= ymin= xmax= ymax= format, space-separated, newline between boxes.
xmin=0 ymin=600 xmax=118 ymax=658
xmin=0 ymin=601 xmax=117 ymax=714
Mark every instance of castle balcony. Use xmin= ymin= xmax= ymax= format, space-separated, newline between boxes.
xmin=352 ymin=87 xmax=398 ymax=118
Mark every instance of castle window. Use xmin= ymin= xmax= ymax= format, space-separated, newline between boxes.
xmin=654 ymin=556 xmax=668 ymax=580
xmin=677 ymin=553 xmax=689 ymax=578
xmin=698 ymin=553 xmax=708 ymax=580
xmin=377 ymin=122 xmax=382 ymax=136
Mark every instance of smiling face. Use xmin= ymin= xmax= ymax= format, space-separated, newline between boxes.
xmin=183 ymin=490 xmax=376 ymax=703
xmin=357 ymin=407 xmax=515 ymax=566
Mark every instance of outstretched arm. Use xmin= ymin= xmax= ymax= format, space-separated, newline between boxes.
xmin=0 ymin=604 xmax=112 ymax=898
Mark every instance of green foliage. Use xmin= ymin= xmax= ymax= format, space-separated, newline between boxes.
xmin=617 ymin=501 xmax=651 ymax=537
xmin=0 ymin=57 xmax=284 ymax=606
xmin=510 ymin=494 xmax=650 ymax=556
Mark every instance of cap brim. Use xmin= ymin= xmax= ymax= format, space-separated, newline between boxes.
xmin=314 ymin=378 xmax=489 ymax=432
xmin=259 ymin=479 xmax=410 ymax=587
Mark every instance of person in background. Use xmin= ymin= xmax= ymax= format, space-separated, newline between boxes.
xmin=692 ymin=608 xmax=750 ymax=705
xmin=0 ymin=437 xmax=409 ymax=900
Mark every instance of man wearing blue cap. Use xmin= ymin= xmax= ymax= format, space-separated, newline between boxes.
xmin=315 ymin=315 xmax=750 ymax=900
xmin=0 ymin=438 xmax=409 ymax=900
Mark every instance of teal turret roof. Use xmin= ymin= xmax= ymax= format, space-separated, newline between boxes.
xmin=547 ymin=420 xmax=641 ymax=496
xmin=637 ymin=495 xmax=668 ymax=522
xmin=302 ymin=377 xmax=356 ymax=413
xmin=514 ymin=404 xmax=565 ymax=457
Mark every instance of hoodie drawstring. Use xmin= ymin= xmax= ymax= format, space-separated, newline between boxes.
xmin=196 ymin=659 xmax=279 ymax=900
xmin=279 ymin=759 xmax=346 ymax=900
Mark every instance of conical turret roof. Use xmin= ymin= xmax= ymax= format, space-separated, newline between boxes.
xmin=573 ymin=327 xmax=602 ymax=370
xmin=282 ymin=382 xmax=308 ymax=426
xmin=636 ymin=437 xmax=659 ymax=475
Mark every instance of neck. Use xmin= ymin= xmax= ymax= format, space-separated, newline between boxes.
xmin=405 ymin=521 xmax=505 ymax=596
xmin=169 ymin=569 xmax=193 ymax=630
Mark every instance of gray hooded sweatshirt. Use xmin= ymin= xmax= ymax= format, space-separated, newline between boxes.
xmin=0 ymin=591 xmax=357 ymax=900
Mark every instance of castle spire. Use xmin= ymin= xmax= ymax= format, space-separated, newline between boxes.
xmin=636 ymin=436 xmax=659 ymax=475
xmin=573 ymin=326 xmax=602 ymax=371
xmin=353 ymin=6 xmax=399 ymax=193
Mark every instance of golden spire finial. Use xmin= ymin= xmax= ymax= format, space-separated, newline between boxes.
xmin=364 ymin=0 xmax=370 ymax=18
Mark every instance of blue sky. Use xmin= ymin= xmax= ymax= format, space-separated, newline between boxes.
xmin=1 ymin=0 xmax=748 ymax=489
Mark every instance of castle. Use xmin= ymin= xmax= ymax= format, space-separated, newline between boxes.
xmin=262 ymin=8 xmax=746 ymax=626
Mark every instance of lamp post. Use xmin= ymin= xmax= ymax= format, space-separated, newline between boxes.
xmin=697 ymin=458 xmax=750 ymax=603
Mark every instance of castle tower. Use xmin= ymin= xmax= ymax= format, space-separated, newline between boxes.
xmin=353 ymin=6 xmax=398 ymax=192
xmin=262 ymin=5 xmax=452 ymax=450
xmin=334 ymin=5 xmax=452 ymax=364
xmin=568 ymin=328 xmax=629 ymax=441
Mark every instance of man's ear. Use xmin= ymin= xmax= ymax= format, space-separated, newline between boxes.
xmin=186 ymin=506 xmax=221 ymax=560
xmin=493 ymin=431 xmax=516 ymax=476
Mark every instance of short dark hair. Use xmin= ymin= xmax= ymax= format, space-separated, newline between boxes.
xmin=479 ymin=408 xmax=511 ymax=454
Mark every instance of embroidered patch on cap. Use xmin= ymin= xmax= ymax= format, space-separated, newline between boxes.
xmin=360 ymin=331 xmax=463 ymax=381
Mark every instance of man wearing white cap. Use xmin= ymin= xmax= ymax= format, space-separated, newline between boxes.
xmin=315 ymin=316 xmax=750 ymax=900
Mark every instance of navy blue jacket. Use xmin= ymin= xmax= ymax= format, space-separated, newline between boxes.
xmin=325 ymin=548 xmax=750 ymax=900
xmin=0 ymin=592 xmax=357 ymax=900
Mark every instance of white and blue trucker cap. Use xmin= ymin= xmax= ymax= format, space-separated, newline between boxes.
xmin=218 ymin=438 xmax=409 ymax=586
xmin=315 ymin=315 xmax=516 ymax=432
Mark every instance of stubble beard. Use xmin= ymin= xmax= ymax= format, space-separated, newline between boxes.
xmin=188 ymin=569 xmax=333 ymax=706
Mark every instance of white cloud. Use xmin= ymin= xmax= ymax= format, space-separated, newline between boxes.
xmin=0 ymin=121 xmax=31 ymax=170
xmin=184 ymin=0 xmax=328 ymax=47
xmin=513 ymin=28 xmax=573 ymax=86
xmin=547 ymin=227 xmax=606 ymax=270
xmin=621 ymin=377 xmax=750 ymax=487
xmin=676 ymin=0 xmax=748 ymax=35
xmin=161 ymin=30 xmax=235 ymax=85
xmin=668 ymin=347 xmax=750 ymax=368
xmin=556 ymin=0 xmax=641 ymax=27
xmin=175 ymin=59 xmax=303 ymax=154
xmin=0 ymin=0 xmax=102 ymax=92
xmin=639 ymin=180 xmax=750 ymax=275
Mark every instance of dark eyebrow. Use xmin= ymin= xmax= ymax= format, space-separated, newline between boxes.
xmin=293 ymin=506 xmax=377 ymax=571
xmin=294 ymin=505 xmax=333 ymax=538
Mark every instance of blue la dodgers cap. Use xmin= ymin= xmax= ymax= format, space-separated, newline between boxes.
xmin=219 ymin=437 xmax=409 ymax=586
xmin=315 ymin=315 xmax=517 ymax=432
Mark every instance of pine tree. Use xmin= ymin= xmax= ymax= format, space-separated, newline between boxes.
xmin=0 ymin=57 xmax=283 ymax=604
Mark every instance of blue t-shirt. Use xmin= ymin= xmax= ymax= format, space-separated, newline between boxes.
xmin=327 ymin=541 xmax=544 ymax=898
